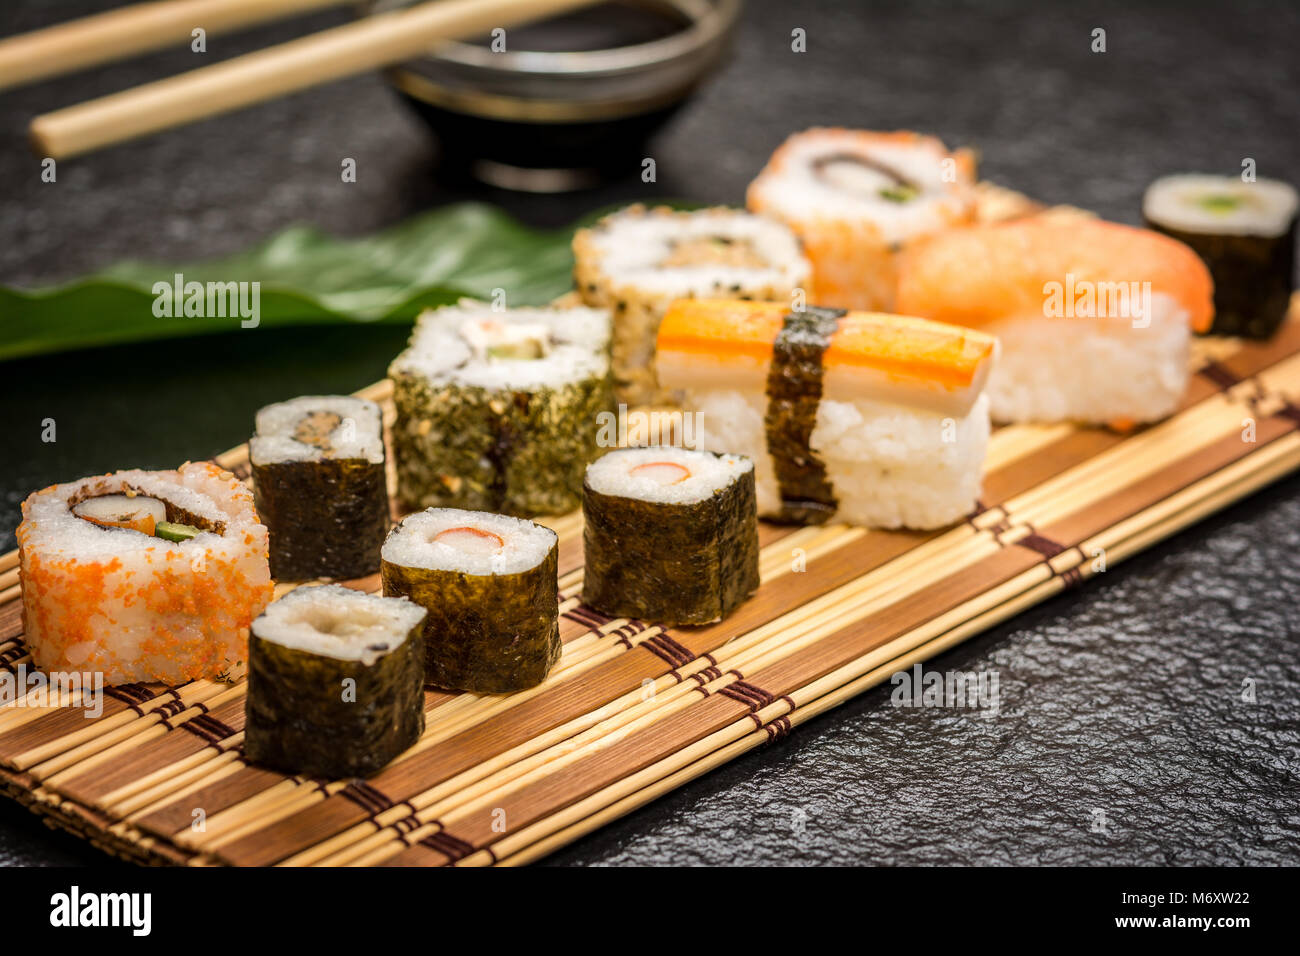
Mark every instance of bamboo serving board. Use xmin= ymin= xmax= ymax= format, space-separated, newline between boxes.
xmin=2 ymin=308 xmax=1299 ymax=866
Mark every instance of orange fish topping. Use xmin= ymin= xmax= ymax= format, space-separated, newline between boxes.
xmin=656 ymin=298 xmax=996 ymax=392
xmin=896 ymin=218 xmax=1215 ymax=332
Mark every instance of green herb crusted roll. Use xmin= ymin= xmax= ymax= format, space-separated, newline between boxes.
xmin=1143 ymin=174 xmax=1298 ymax=338
xmin=582 ymin=446 xmax=760 ymax=626
xmin=389 ymin=300 xmax=614 ymax=517
xmin=244 ymin=585 xmax=426 ymax=779
xmin=381 ymin=508 xmax=560 ymax=694
xmin=250 ymin=396 xmax=389 ymax=581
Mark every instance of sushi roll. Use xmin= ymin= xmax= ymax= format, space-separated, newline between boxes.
xmin=389 ymin=300 xmax=614 ymax=516
xmin=1143 ymin=174 xmax=1297 ymax=338
xmin=572 ymin=205 xmax=811 ymax=405
xmin=244 ymin=585 xmax=426 ymax=779
xmin=16 ymin=462 xmax=273 ymax=685
xmin=250 ymin=395 xmax=389 ymax=582
xmin=381 ymin=508 xmax=560 ymax=694
xmin=747 ymin=128 xmax=977 ymax=313
xmin=896 ymin=218 xmax=1215 ymax=426
xmin=655 ymin=299 xmax=997 ymax=530
xmin=582 ymin=447 xmax=759 ymax=626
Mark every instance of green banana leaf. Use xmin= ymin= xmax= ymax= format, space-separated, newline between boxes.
xmin=0 ymin=203 xmax=584 ymax=362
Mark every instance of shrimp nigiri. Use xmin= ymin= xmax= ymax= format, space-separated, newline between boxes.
xmin=896 ymin=218 xmax=1214 ymax=426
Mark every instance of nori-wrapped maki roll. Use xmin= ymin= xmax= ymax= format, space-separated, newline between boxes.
xmin=381 ymin=508 xmax=560 ymax=693
xmin=250 ymin=395 xmax=389 ymax=581
xmin=1144 ymin=174 xmax=1297 ymax=338
xmin=388 ymin=299 xmax=614 ymax=517
xmin=244 ymin=585 xmax=426 ymax=779
xmin=582 ymin=446 xmax=760 ymax=626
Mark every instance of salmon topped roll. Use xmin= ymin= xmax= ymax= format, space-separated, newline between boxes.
xmin=897 ymin=218 xmax=1214 ymax=426
xmin=656 ymin=299 xmax=997 ymax=529
xmin=747 ymin=128 xmax=977 ymax=313
xmin=17 ymin=462 xmax=273 ymax=685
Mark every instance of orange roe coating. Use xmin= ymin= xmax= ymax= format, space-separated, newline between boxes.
xmin=17 ymin=462 xmax=272 ymax=685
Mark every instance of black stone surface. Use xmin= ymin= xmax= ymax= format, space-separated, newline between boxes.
xmin=1 ymin=0 xmax=1298 ymax=867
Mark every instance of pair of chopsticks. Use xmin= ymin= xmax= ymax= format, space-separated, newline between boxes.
xmin=1 ymin=0 xmax=601 ymax=159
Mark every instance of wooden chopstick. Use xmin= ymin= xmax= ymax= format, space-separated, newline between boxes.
xmin=0 ymin=0 xmax=353 ymax=93
xmin=28 ymin=0 xmax=602 ymax=160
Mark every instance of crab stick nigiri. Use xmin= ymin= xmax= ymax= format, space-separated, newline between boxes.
xmin=656 ymin=299 xmax=997 ymax=530
xmin=896 ymin=218 xmax=1214 ymax=426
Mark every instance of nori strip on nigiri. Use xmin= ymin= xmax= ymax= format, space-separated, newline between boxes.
xmin=582 ymin=447 xmax=760 ymax=626
xmin=764 ymin=307 xmax=844 ymax=523
xmin=244 ymin=586 xmax=426 ymax=779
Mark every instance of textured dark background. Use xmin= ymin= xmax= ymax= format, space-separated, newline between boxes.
xmin=1 ymin=0 xmax=1298 ymax=867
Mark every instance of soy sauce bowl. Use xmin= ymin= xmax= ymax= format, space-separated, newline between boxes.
xmin=363 ymin=0 xmax=742 ymax=191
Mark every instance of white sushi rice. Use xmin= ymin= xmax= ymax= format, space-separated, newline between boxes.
xmin=1143 ymin=174 xmax=1298 ymax=237
xmin=23 ymin=466 xmax=239 ymax=558
xmin=252 ymin=585 xmax=424 ymax=665
xmin=684 ymin=390 xmax=990 ymax=529
xmin=250 ymin=395 xmax=384 ymax=465
xmin=382 ymin=508 xmax=556 ymax=577
xmin=984 ymin=294 xmax=1190 ymax=424
xmin=584 ymin=446 xmax=753 ymax=506
xmin=390 ymin=299 xmax=610 ymax=391
xmin=17 ymin=462 xmax=272 ymax=685
xmin=579 ymin=206 xmax=811 ymax=298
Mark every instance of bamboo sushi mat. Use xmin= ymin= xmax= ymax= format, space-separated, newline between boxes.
xmin=3 ymin=305 xmax=1300 ymax=867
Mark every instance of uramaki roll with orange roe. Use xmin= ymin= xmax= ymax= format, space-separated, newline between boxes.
xmin=655 ymin=299 xmax=997 ymax=530
xmin=747 ymin=128 xmax=977 ymax=313
xmin=17 ymin=462 xmax=273 ymax=685
xmin=896 ymin=218 xmax=1215 ymax=426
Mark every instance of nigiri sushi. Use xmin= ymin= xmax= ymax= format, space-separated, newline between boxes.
xmin=896 ymin=218 xmax=1214 ymax=426
xmin=655 ymin=299 xmax=998 ymax=530
xmin=747 ymin=128 xmax=977 ymax=313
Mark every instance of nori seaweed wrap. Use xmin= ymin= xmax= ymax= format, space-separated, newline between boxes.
xmin=764 ymin=306 xmax=844 ymax=524
xmin=1144 ymin=174 xmax=1298 ymax=338
xmin=250 ymin=395 xmax=389 ymax=581
xmin=381 ymin=508 xmax=561 ymax=693
xmin=582 ymin=446 xmax=760 ymax=626
xmin=389 ymin=300 xmax=614 ymax=517
xmin=244 ymin=585 xmax=426 ymax=779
